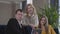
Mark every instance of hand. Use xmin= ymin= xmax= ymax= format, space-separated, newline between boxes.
xmin=29 ymin=24 xmax=35 ymax=29
xmin=40 ymin=21 xmax=44 ymax=26
xmin=40 ymin=21 xmax=45 ymax=31
xmin=35 ymin=32 xmax=38 ymax=34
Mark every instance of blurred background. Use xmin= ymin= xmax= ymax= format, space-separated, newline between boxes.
xmin=0 ymin=0 xmax=59 ymax=34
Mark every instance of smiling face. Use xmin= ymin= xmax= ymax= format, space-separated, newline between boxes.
xmin=39 ymin=16 xmax=47 ymax=26
xmin=26 ymin=4 xmax=34 ymax=14
xmin=15 ymin=11 xmax=23 ymax=20
xmin=41 ymin=17 xmax=46 ymax=25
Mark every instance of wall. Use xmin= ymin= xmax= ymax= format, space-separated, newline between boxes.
xmin=0 ymin=2 xmax=20 ymax=25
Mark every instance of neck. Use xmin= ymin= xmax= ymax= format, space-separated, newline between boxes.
xmin=27 ymin=13 xmax=34 ymax=17
xmin=16 ymin=18 xmax=21 ymax=21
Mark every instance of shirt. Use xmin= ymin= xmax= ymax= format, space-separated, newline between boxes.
xmin=24 ymin=14 xmax=39 ymax=27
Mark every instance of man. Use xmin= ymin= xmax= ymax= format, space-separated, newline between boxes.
xmin=6 ymin=9 xmax=26 ymax=34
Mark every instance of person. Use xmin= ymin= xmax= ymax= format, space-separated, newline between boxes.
xmin=24 ymin=4 xmax=39 ymax=28
xmin=38 ymin=15 xmax=56 ymax=34
xmin=6 ymin=9 xmax=26 ymax=34
xmin=24 ymin=4 xmax=39 ymax=34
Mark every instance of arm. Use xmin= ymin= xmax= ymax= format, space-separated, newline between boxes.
xmin=50 ymin=25 xmax=56 ymax=34
xmin=34 ymin=15 xmax=39 ymax=27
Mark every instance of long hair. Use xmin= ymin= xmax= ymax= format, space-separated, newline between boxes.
xmin=38 ymin=15 xmax=49 ymax=34
xmin=25 ymin=4 xmax=37 ymax=16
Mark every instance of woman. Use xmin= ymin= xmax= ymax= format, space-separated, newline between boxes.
xmin=24 ymin=4 xmax=39 ymax=34
xmin=38 ymin=15 xmax=56 ymax=34
xmin=24 ymin=4 xmax=39 ymax=28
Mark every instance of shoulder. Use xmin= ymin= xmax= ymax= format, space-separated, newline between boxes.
xmin=48 ymin=25 xmax=53 ymax=29
xmin=9 ymin=18 xmax=16 ymax=20
xmin=49 ymin=25 xmax=52 ymax=27
xmin=8 ymin=18 xmax=17 ymax=22
xmin=7 ymin=18 xmax=17 ymax=24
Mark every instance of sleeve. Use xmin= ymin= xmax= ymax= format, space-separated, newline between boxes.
xmin=41 ymin=30 xmax=46 ymax=34
xmin=50 ymin=25 xmax=56 ymax=34
xmin=7 ymin=18 xmax=21 ymax=34
xmin=34 ymin=15 xmax=39 ymax=27
xmin=21 ymin=17 xmax=29 ymax=26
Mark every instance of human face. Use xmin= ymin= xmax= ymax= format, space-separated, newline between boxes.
xmin=40 ymin=17 xmax=46 ymax=25
xmin=15 ymin=11 xmax=23 ymax=20
xmin=27 ymin=6 xmax=34 ymax=14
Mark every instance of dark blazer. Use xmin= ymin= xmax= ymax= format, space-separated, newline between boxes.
xmin=6 ymin=18 xmax=26 ymax=34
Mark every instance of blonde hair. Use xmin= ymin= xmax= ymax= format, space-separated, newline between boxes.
xmin=25 ymin=4 xmax=37 ymax=15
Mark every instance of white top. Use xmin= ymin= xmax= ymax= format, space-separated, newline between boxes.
xmin=24 ymin=14 xmax=39 ymax=27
